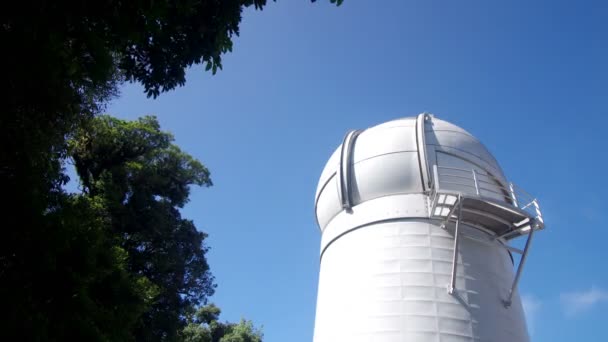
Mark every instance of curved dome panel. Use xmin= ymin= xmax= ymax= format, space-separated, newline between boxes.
xmin=314 ymin=114 xmax=508 ymax=231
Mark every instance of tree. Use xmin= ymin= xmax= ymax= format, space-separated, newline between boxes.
xmin=220 ymin=320 xmax=264 ymax=342
xmin=1 ymin=2 xmax=268 ymax=338
xmin=0 ymin=114 xmax=215 ymax=341
xmin=71 ymin=115 xmax=216 ymax=340
xmin=182 ymin=304 xmax=263 ymax=342
xmin=1 ymin=0 xmax=340 ymax=339
xmin=1 ymin=0 xmax=280 ymax=250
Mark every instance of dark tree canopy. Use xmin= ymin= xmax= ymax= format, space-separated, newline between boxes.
xmin=5 ymin=193 xmax=158 ymax=341
xmin=3 ymin=0 xmax=268 ymax=98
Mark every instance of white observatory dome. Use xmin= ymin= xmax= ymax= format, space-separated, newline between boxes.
xmin=312 ymin=114 xmax=544 ymax=342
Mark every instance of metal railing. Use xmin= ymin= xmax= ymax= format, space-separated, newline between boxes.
xmin=430 ymin=164 xmax=544 ymax=306
xmin=431 ymin=165 xmax=543 ymax=227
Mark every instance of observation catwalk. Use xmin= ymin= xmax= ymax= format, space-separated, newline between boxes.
xmin=313 ymin=114 xmax=544 ymax=342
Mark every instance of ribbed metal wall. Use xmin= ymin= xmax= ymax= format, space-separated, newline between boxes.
xmin=315 ymin=219 xmax=528 ymax=342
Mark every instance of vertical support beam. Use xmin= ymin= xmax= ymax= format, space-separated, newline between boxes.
xmin=448 ymin=196 xmax=463 ymax=295
xmin=504 ymin=227 xmax=535 ymax=307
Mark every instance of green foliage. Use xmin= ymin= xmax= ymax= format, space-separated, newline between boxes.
xmin=70 ymin=115 xmax=216 ymax=340
xmin=220 ymin=320 xmax=264 ymax=342
xmin=71 ymin=115 xmax=211 ymax=204
xmin=182 ymin=305 xmax=263 ymax=342
xmin=0 ymin=112 xmax=221 ymax=340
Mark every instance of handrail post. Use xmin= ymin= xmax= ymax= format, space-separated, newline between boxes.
xmin=448 ymin=195 xmax=463 ymax=295
xmin=509 ymin=182 xmax=518 ymax=207
xmin=472 ymin=169 xmax=480 ymax=195
xmin=534 ymin=200 xmax=543 ymax=225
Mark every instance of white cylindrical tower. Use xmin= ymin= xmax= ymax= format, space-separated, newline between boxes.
xmin=313 ymin=114 xmax=544 ymax=342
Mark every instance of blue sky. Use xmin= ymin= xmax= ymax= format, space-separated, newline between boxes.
xmin=104 ymin=1 xmax=607 ymax=341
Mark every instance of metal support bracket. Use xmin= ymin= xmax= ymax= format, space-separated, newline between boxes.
xmin=440 ymin=195 xmax=461 ymax=229
xmin=503 ymin=226 xmax=535 ymax=307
